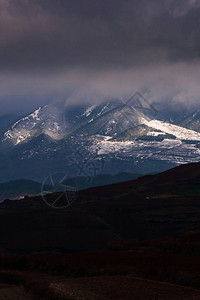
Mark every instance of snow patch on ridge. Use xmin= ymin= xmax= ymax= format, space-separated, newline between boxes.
xmin=143 ymin=120 xmax=200 ymax=141
xmin=81 ymin=105 xmax=96 ymax=117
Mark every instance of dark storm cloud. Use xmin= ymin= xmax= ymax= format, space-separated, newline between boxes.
xmin=1 ymin=0 xmax=200 ymax=115
xmin=0 ymin=0 xmax=200 ymax=72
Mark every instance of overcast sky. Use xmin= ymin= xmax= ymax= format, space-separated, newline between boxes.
xmin=1 ymin=0 xmax=200 ymax=115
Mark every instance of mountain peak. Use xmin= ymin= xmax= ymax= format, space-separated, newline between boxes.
xmin=2 ymin=105 xmax=67 ymax=145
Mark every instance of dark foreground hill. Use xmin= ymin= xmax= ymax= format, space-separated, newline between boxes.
xmin=0 ymin=162 xmax=200 ymax=299
xmin=80 ymin=161 xmax=200 ymax=198
xmin=0 ymin=161 xmax=200 ymax=254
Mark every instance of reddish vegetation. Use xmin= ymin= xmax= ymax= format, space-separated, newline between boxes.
xmin=1 ymin=230 xmax=200 ymax=299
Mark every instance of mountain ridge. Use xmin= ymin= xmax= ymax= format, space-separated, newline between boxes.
xmin=0 ymin=97 xmax=199 ymax=183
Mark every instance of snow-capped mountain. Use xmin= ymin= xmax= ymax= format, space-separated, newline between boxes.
xmin=0 ymin=96 xmax=200 ymax=183
xmin=75 ymin=103 xmax=148 ymax=137
xmin=2 ymin=100 xmax=124 ymax=147
xmin=2 ymin=105 xmax=68 ymax=146
xmin=64 ymin=100 xmax=123 ymax=134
